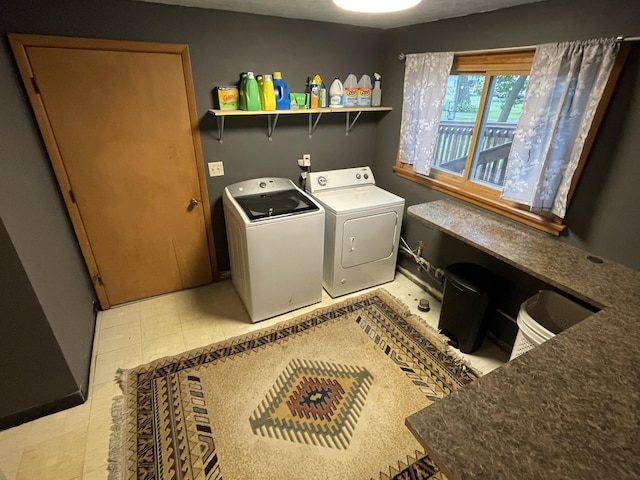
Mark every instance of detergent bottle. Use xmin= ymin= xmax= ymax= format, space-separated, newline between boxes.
xmin=320 ymin=81 xmax=328 ymax=108
xmin=272 ymin=71 xmax=290 ymax=110
xmin=357 ymin=74 xmax=372 ymax=107
xmin=305 ymin=76 xmax=313 ymax=108
xmin=343 ymin=73 xmax=358 ymax=107
xmin=329 ymin=77 xmax=344 ymax=107
xmin=260 ymin=74 xmax=276 ymax=110
xmin=371 ymin=72 xmax=382 ymax=107
xmin=238 ymin=72 xmax=248 ymax=110
xmin=310 ymin=74 xmax=322 ymax=108
xmin=243 ymin=71 xmax=262 ymax=111
xmin=256 ymin=74 xmax=264 ymax=107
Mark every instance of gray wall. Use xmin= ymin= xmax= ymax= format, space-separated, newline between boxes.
xmin=0 ymin=218 xmax=80 ymax=422
xmin=372 ymin=0 xmax=640 ymax=338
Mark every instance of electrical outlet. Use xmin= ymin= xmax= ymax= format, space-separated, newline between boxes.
xmin=208 ymin=161 xmax=224 ymax=177
xmin=303 ymin=153 xmax=311 ymax=166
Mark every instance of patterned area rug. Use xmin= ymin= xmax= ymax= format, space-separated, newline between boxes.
xmin=109 ymin=289 xmax=477 ymax=480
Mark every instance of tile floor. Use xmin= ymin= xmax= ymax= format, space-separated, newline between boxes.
xmin=0 ymin=272 xmax=509 ymax=480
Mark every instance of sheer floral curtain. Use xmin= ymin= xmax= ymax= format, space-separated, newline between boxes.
xmin=398 ymin=52 xmax=453 ymax=175
xmin=501 ymin=38 xmax=620 ymax=218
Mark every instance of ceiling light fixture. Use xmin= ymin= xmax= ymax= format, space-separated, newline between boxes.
xmin=333 ymin=0 xmax=422 ymax=14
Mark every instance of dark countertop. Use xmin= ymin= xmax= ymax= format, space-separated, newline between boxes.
xmin=405 ymin=199 xmax=640 ymax=480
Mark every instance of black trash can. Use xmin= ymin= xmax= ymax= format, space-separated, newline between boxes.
xmin=438 ymin=263 xmax=502 ymax=354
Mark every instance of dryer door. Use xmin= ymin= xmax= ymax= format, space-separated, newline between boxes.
xmin=341 ymin=211 xmax=398 ymax=268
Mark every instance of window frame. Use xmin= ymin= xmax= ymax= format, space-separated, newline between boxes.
xmin=393 ymin=47 xmax=629 ymax=235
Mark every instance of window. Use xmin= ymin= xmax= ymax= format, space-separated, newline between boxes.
xmin=394 ymin=47 xmax=627 ymax=235
xmin=434 ymin=73 xmax=528 ymax=188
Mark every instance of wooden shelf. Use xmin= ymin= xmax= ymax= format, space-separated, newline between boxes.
xmin=208 ymin=106 xmax=392 ymax=116
xmin=207 ymin=106 xmax=392 ymax=142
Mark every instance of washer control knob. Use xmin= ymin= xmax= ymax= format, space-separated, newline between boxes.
xmin=364 ymin=173 xmax=369 ymax=179
xmin=317 ymin=176 xmax=327 ymax=186
xmin=259 ymin=181 xmax=267 ymax=188
xmin=356 ymin=173 xmax=361 ymax=179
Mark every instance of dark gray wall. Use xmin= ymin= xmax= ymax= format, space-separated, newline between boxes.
xmin=0 ymin=218 xmax=80 ymax=422
xmin=372 ymin=0 xmax=640 ymax=337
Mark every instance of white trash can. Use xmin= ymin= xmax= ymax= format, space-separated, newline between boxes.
xmin=510 ymin=290 xmax=593 ymax=360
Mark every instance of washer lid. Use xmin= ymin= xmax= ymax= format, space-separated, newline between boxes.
xmin=234 ymin=189 xmax=319 ymax=221
xmin=311 ymin=185 xmax=404 ymax=214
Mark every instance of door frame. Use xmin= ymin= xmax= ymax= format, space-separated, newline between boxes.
xmin=9 ymin=33 xmax=218 ymax=309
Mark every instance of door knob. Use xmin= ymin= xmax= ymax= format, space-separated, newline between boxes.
xmin=190 ymin=197 xmax=199 ymax=207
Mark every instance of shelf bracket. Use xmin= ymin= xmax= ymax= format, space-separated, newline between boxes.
xmin=216 ymin=116 xmax=225 ymax=143
xmin=345 ymin=111 xmax=363 ymax=136
xmin=267 ymin=114 xmax=280 ymax=141
xmin=308 ymin=112 xmax=324 ymax=138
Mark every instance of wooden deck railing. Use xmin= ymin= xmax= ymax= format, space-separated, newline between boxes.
xmin=433 ymin=121 xmax=517 ymax=187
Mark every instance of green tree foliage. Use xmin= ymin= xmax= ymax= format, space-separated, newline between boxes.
xmin=495 ymin=76 xmax=528 ymax=122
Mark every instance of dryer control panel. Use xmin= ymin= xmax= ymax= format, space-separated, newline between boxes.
xmin=306 ymin=166 xmax=375 ymax=193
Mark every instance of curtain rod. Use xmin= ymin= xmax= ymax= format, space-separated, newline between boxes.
xmin=397 ymin=36 xmax=640 ymax=60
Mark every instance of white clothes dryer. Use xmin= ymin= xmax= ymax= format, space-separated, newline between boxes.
xmin=223 ymin=177 xmax=324 ymax=322
xmin=306 ymin=166 xmax=404 ymax=298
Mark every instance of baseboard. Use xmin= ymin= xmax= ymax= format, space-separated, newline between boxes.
xmin=0 ymin=389 xmax=87 ymax=430
xmin=397 ymin=266 xmax=443 ymax=301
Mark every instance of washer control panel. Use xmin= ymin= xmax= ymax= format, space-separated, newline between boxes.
xmin=306 ymin=166 xmax=375 ymax=193
xmin=226 ymin=177 xmax=295 ymax=198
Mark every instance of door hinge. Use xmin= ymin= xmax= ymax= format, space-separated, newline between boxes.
xmin=92 ymin=273 xmax=103 ymax=286
xmin=30 ymin=76 xmax=40 ymax=95
xmin=69 ymin=190 xmax=76 ymax=203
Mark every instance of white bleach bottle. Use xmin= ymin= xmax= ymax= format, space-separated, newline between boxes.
xmin=343 ymin=73 xmax=358 ymax=107
xmin=329 ymin=77 xmax=344 ymax=107
xmin=357 ymin=74 xmax=372 ymax=107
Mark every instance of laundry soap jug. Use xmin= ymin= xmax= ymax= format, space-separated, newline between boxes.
xmin=243 ymin=72 xmax=261 ymax=111
xmin=371 ymin=72 xmax=382 ymax=107
xmin=320 ymin=81 xmax=327 ymax=108
xmin=238 ymin=73 xmax=248 ymax=110
xmin=310 ymin=74 xmax=322 ymax=108
xmin=260 ymin=74 xmax=276 ymax=110
xmin=329 ymin=77 xmax=344 ymax=107
xmin=305 ymin=76 xmax=313 ymax=108
xmin=357 ymin=74 xmax=372 ymax=107
xmin=273 ymin=71 xmax=290 ymax=110
xmin=343 ymin=73 xmax=358 ymax=107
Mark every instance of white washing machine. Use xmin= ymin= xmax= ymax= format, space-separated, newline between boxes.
xmin=306 ymin=166 xmax=404 ymax=298
xmin=223 ymin=177 xmax=325 ymax=322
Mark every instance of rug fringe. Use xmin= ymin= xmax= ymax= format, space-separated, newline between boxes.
xmin=376 ymin=449 xmax=440 ymax=480
xmin=377 ymin=289 xmax=482 ymax=380
xmin=108 ymin=368 xmax=127 ymax=480
xmin=108 ymin=394 xmax=124 ymax=480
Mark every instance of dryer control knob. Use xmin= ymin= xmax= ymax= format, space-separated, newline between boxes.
xmin=259 ymin=181 xmax=267 ymax=188
xmin=364 ymin=173 xmax=369 ymax=179
xmin=317 ymin=176 xmax=327 ymax=186
xmin=356 ymin=173 xmax=361 ymax=179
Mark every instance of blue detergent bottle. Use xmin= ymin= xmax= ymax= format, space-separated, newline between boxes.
xmin=273 ymin=71 xmax=290 ymax=110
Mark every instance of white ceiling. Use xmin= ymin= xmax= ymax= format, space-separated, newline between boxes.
xmin=136 ymin=0 xmax=548 ymax=29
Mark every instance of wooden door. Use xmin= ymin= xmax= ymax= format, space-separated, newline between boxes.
xmin=10 ymin=34 xmax=217 ymax=308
